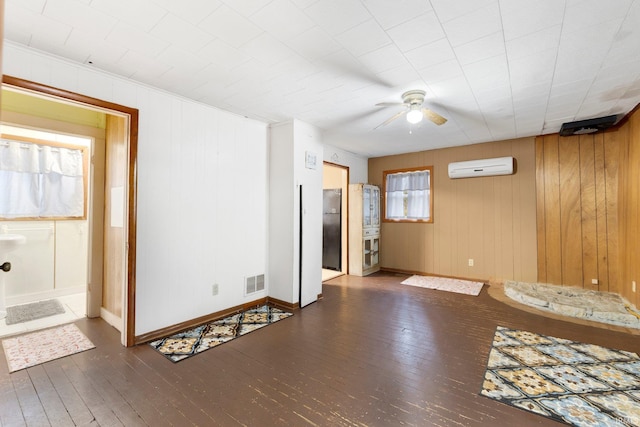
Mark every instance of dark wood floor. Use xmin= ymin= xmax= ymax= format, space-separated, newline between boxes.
xmin=2 ymin=272 xmax=639 ymax=426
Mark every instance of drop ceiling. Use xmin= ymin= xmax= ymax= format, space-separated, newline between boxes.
xmin=4 ymin=0 xmax=640 ymax=157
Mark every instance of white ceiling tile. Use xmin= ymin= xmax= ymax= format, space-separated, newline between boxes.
xmin=576 ymin=99 xmax=619 ymax=118
xmin=508 ymin=50 xmax=556 ymax=91
xmin=106 ymin=22 xmax=170 ymax=57
xmin=66 ymin=29 xmax=128 ymax=66
xmin=263 ymin=56 xmax=318 ymax=83
xmin=549 ymin=79 xmax=593 ymax=98
xmin=4 ymin=2 xmax=71 ymax=46
xmin=29 ymin=36 xmax=87 ymax=63
xmin=405 ymin=38 xmax=455 ymax=70
xmin=418 ymin=60 xmax=464 ymax=84
xmin=563 ymin=0 xmax=633 ymax=33
xmin=198 ymin=5 xmax=264 ymax=48
xmin=222 ymin=0 xmax=274 ymax=16
xmin=285 ymin=26 xmax=342 ymax=61
xmin=240 ymin=33 xmax=297 ymax=66
xmin=156 ymin=46 xmax=210 ymax=73
xmin=362 ymin=0 xmax=433 ymax=30
xmin=123 ymin=51 xmax=173 ymax=81
xmin=250 ymin=0 xmax=315 ymax=40
xmin=290 ymin=0 xmax=317 ymax=8
xmin=430 ymin=0 xmax=497 ymax=23
xmin=3 ymin=28 xmax=32 ymax=46
xmin=505 ymin=26 xmax=562 ymax=61
xmin=374 ymin=65 xmax=421 ymax=88
xmin=428 ymin=76 xmax=475 ymax=101
xmin=152 ymin=0 xmax=222 ymax=25
xmin=454 ymin=31 xmax=504 ymax=65
xmin=198 ymin=39 xmax=252 ymax=71
xmin=4 ymin=0 xmax=640 ymax=158
xmin=92 ymin=0 xmax=166 ymax=32
xmin=595 ymin=61 xmax=640 ymax=86
xmin=303 ymin=0 xmax=371 ymax=36
xmin=462 ymin=55 xmax=509 ymax=90
xmin=42 ymin=0 xmax=116 ymax=38
xmin=334 ymin=19 xmax=391 ymax=57
xmin=441 ymin=2 xmax=502 ymax=47
xmin=511 ymin=83 xmax=552 ymax=106
xmin=357 ymin=44 xmax=408 ymax=75
xmin=7 ymin=0 xmax=45 ymax=13
xmin=150 ymin=14 xmax=215 ymax=53
xmin=317 ymin=49 xmax=390 ymax=87
xmin=386 ymin=11 xmax=446 ymax=53
xmin=499 ymin=0 xmax=564 ymax=41
xmin=560 ymin=21 xmax=623 ymax=54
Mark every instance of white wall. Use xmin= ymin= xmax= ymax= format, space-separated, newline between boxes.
xmin=267 ymin=122 xmax=294 ymax=302
xmin=268 ymin=120 xmax=323 ymax=307
xmin=323 ymin=143 xmax=368 ymax=184
xmin=3 ymin=43 xmax=269 ymax=336
xmin=293 ymin=121 xmax=323 ymax=307
xmin=0 ymin=220 xmax=87 ymax=305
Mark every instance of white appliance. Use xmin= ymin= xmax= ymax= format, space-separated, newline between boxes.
xmin=448 ymin=156 xmax=514 ymax=179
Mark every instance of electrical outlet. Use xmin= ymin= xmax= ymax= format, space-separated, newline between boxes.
xmin=468 ymin=259 xmax=474 ymax=267
xmin=633 ymin=281 xmax=637 ymax=293
xmin=591 ymin=279 xmax=598 ymax=285
xmin=212 ymin=283 xmax=219 ymax=296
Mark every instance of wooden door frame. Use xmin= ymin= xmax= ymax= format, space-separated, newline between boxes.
xmin=322 ymin=161 xmax=350 ymax=275
xmin=2 ymin=75 xmax=139 ymax=347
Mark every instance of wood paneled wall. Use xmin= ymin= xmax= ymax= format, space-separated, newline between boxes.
xmin=535 ymin=133 xmax=621 ymax=293
xmin=368 ymin=137 xmax=537 ymax=283
xmin=619 ymin=109 xmax=640 ymax=306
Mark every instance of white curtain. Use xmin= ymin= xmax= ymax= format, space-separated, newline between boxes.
xmin=386 ymin=170 xmax=430 ymax=220
xmin=0 ymin=139 xmax=84 ymax=218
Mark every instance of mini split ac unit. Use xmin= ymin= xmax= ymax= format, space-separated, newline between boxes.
xmin=448 ymin=156 xmax=514 ymax=179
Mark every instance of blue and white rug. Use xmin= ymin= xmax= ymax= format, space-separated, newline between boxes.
xmin=150 ymin=305 xmax=292 ymax=362
xmin=481 ymin=326 xmax=640 ymax=426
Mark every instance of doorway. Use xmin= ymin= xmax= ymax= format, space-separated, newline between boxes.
xmin=1 ymin=76 xmax=139 ymax=346
xmin=322 ymin=162 xmax=348 ymax=281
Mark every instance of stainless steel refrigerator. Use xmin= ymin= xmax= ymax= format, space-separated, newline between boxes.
xmin=322 ymin=189 xmax=342 ymax=271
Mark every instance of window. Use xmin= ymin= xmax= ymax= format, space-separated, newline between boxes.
xmin=0 ymin=134 xmax=88 ymax=219
xmin=383 ymin=166 xmax=433 ymax=223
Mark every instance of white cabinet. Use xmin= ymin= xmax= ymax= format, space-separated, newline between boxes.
xmin=349 ymin=184 xmax=380 ymax=276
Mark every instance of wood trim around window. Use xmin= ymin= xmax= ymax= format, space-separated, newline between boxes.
xmin=382 ymin=166 xmax=434 ymax=224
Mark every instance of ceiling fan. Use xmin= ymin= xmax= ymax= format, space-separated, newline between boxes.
xmin=374 ymin=90 xmax=447 ymax=129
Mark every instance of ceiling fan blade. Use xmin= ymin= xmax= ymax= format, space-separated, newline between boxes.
xmin=375 ymin=102 xmax=406 ymax=107
xmin=423 ymin=108 xmax=447 ymax=125
xmin=374 ymin=109 xmax=407 ymax=129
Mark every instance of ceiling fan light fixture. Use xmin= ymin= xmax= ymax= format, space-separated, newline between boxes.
xmin=406 ymin=107 xmax=423 ymax=124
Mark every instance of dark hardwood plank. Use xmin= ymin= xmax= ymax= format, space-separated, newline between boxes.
xmin=3 ymin=273 xmax=640 ymax=426
xmin=28 ymin=364 xmax=74 ymax=426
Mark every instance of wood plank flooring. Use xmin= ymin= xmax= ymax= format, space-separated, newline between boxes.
xmin=2 ymin=271 xmax=639 ymax=426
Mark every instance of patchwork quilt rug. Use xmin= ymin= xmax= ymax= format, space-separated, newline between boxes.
xmin=2 ymin=323 xmax=95 ymax=373
xmin=150 ymin=305 xmax=293 ymax=362
xmin=480 ymin=326 xmax=640 ymax=426
xmin=401 ymin=275 xmax=484 ymax=296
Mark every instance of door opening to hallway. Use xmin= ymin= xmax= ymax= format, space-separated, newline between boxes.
xmin=322 ymin=162 xmax=349 ymax=282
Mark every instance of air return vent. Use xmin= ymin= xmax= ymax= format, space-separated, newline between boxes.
xmin=245 ymin=274 xmax=265 ymax=295
xmin=559 ymin=115 xmax=617 ymax=136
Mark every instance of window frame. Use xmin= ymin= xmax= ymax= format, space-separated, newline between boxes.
xmin=382 ymin=166 xmax=434 ymax=224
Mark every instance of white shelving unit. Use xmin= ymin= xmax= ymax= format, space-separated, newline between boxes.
xmin=349 ymin=184 xmax=380 ymax=276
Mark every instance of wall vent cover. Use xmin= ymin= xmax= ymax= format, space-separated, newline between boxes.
xmin=245 ymin=274 xmax=265 ymax=295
